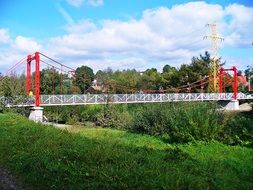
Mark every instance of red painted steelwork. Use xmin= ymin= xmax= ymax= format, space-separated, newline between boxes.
xmin=35 ymin=52 xmax=40 ymax=106
xmin=233 ymin=66 xmax=238 ymax=100
xmin=219 ymin=66 xmax=238 ymax=100
xmin=219 ymin=67 xmax=223 ymax=94
xmin=26 ymin=55 xmax=32 ymax=94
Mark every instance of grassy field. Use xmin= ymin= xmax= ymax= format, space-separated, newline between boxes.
xmin=0 ymin=113 xmax=252 ymax=189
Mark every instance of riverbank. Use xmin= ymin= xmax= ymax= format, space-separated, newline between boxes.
xmin=0 ymin=113 xmax=252 ymax=189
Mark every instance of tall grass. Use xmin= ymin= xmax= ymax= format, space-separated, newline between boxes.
xmin=43 ymin=102 xmax=253 ymax=146
xmin=0 ymin=113 xmax=253 ymax=189
xmin=131 ymin=102 xmax=226 ymax=143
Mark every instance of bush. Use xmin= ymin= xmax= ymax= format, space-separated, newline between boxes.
xmin=80 ymin=105 xmax=102 ymax=122
xmin=44 ymin=105 xmax=103 ymax=124
xmin=131 ymin=102 xmax=227 ymax=143
xmin=131 ymin=104 xmax=170 ymax=136
xmin=168 ymin=103 xmax=226 ymax=143
xmin=221 ymin=112 xmax=253 ymax=147
xmin=96 ymin=104 xmax=132 ymax=129
xmin=43 ymin=102 xmax=253 ymax=146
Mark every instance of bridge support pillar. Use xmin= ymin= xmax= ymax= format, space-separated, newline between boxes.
xmin=29 ymin=107 xmax=44 ymax=123
xmin=218 ymin=100 xmax=239 ymax=111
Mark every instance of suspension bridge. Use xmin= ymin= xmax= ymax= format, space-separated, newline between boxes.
xmin=0 ymin=52 xmax=252 ymax=122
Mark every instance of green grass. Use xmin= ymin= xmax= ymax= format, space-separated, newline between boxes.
xmin=0 ymin=113 xmax=252 ymax=190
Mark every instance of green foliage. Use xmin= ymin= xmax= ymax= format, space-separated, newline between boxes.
xmin=0 ymin=113 xmax=252 ymax=190
xmin=80 ymin=105 xmax=102 ymax=122
xmin=43 ymin=102 xmax=253 ymax=146
xmin=168 ymin=103 xmax=225 ymax=143
xmin=130 ymin=103 xmax=226 ymax=143
xmin=92 ymin=51 xmax=218 ymax=93
xmin=75 ymin=66 xmax=95 ymax=93
xmin=112 ymin=70 xmax=141 ymax=93
xmin=0 ymin=51 xmax=245 ymax=96
xmin=96 ymin=104 xmax=132 ymax=129
xmin=95 ymin=68 xmax=113 ymax=85
xmin=221 ymin=112 xmax=253 ymax=147
xmin=131 ymin=104 xmax=170 ymax=136
xmin=44 ymin=105 xmax=103 ymax=124
xmin=40 ymin=68 xmax=61 ymax=94
xmin=0 ymin=75 xmax=26 ymax=97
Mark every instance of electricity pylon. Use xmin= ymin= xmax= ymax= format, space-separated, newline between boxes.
xmin=204 ymin=22 xmax=224 ymax=92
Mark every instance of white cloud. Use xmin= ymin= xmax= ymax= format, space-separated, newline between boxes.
xmin=1 ymin=2 xmax=253 ymax=73
xmin=50 ymin=2 xmax=224 ymax=71
xmin=65 ymin=20 xmax=97 ymax=33
xmin=49 ymin=2 xmax=252 ymax=71
xmin=87 ymin=0 xmax=103 ymax=6
xmin=66 ymin=0 xmax=103 ymax=7
xmin=66 ymin=0 xmax=83 ymax=7
xmin=13 ymin=36 xmax=41 ymax=53
xmin=0 ymin=28 xmax=11 ymax=44
xmin=57 ymin=5 xmax=74 ymax=24
xmin=0 ymin=30 xmax=42 ymax=74
xmin=223 ymin=3 xmax=253 ymax=47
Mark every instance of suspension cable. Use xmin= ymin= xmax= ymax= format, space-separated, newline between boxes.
xmin=39 ymin=52 xmax=75 ymax=71
xmin=51 ymin=66 xmax=55 ymax=95
xmin=60 ymin=64 xmax=63 ymax=94
xmin=41 ymin=59 xmax=69 ymax=74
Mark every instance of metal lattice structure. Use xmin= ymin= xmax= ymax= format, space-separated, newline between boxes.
xmin=39 ymin=93 xmax=253 ymax=106
xmin=1 ymin=93 xmax=253 ymax=107
xmin=205 ymin=22 xmax=224 ymax=92
xmin=2 ymin=93 xmax=252 ymax=107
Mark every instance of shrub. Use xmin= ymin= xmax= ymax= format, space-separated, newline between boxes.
xmin=168 ymin=103 xmax=226 ymax=143
xmin=131 ymin=104 xmax=170 ymax=136
xmin=131 ymin=102 xmax=226 ymax=143
xmin=80 ymin=105 xmax=103 ymax=122
xmin=96 ymin=104 xmax=132 ymax=129
xmin=221 ymin=112 xmax=253 ymax=147
xmin=43 ymin=102 xmax=253 ymax=146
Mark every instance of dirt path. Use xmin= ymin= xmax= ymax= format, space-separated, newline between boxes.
xmin=0 ymin=167 xmax=23 ymax=190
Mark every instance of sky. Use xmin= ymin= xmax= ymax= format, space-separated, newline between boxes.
xmin=0 ymin=0 xmax=253 ymax=73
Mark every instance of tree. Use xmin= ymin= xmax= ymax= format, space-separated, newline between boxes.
xmin=40 ymin=68 xmax=56 ymax=95
xmin=0 ymin=74 xmax=26 ymax=97
xmin=112 ymin=69 xmax=140 ymax=93
xmin=163 ymin=65 xmax=177 ymax=74
xmin=95 ymin=67 xmax=113 ymax=85
xmin=40 ymin=68 xmax=70 ymax=95
xmin=162 ymin=65 xmax=178 ymax=89
xmin=160 ymin=51 xmax=213 ymax=92
xmin=137 ymin=68 xmax=164 ymax=91
xmin=75 ymin=66 xmax=95 ymax=93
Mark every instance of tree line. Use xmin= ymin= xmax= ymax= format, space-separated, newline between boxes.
xmin=0 ymin=51 xmax=250 ymax=97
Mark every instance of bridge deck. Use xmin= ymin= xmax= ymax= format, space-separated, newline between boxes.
xmin=39 ymin=93 xmax=253 ymax=106
xmin=1 ymin=93 xmax=252 ymax=107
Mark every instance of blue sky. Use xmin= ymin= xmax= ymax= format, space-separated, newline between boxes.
xmin=0 ymin=0 xmax=253 ymax=72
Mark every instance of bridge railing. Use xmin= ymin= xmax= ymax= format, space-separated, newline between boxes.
xmin=0 ymin=93 xmax=252 ymax=107
xmin=39 ymin=93 xmax=253 ymax=106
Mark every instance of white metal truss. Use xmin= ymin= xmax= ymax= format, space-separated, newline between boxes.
xmin=39 ymin=93 xmax=253 ymax=106
xmin=1 ymin=93 xmax=252 ymax=107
